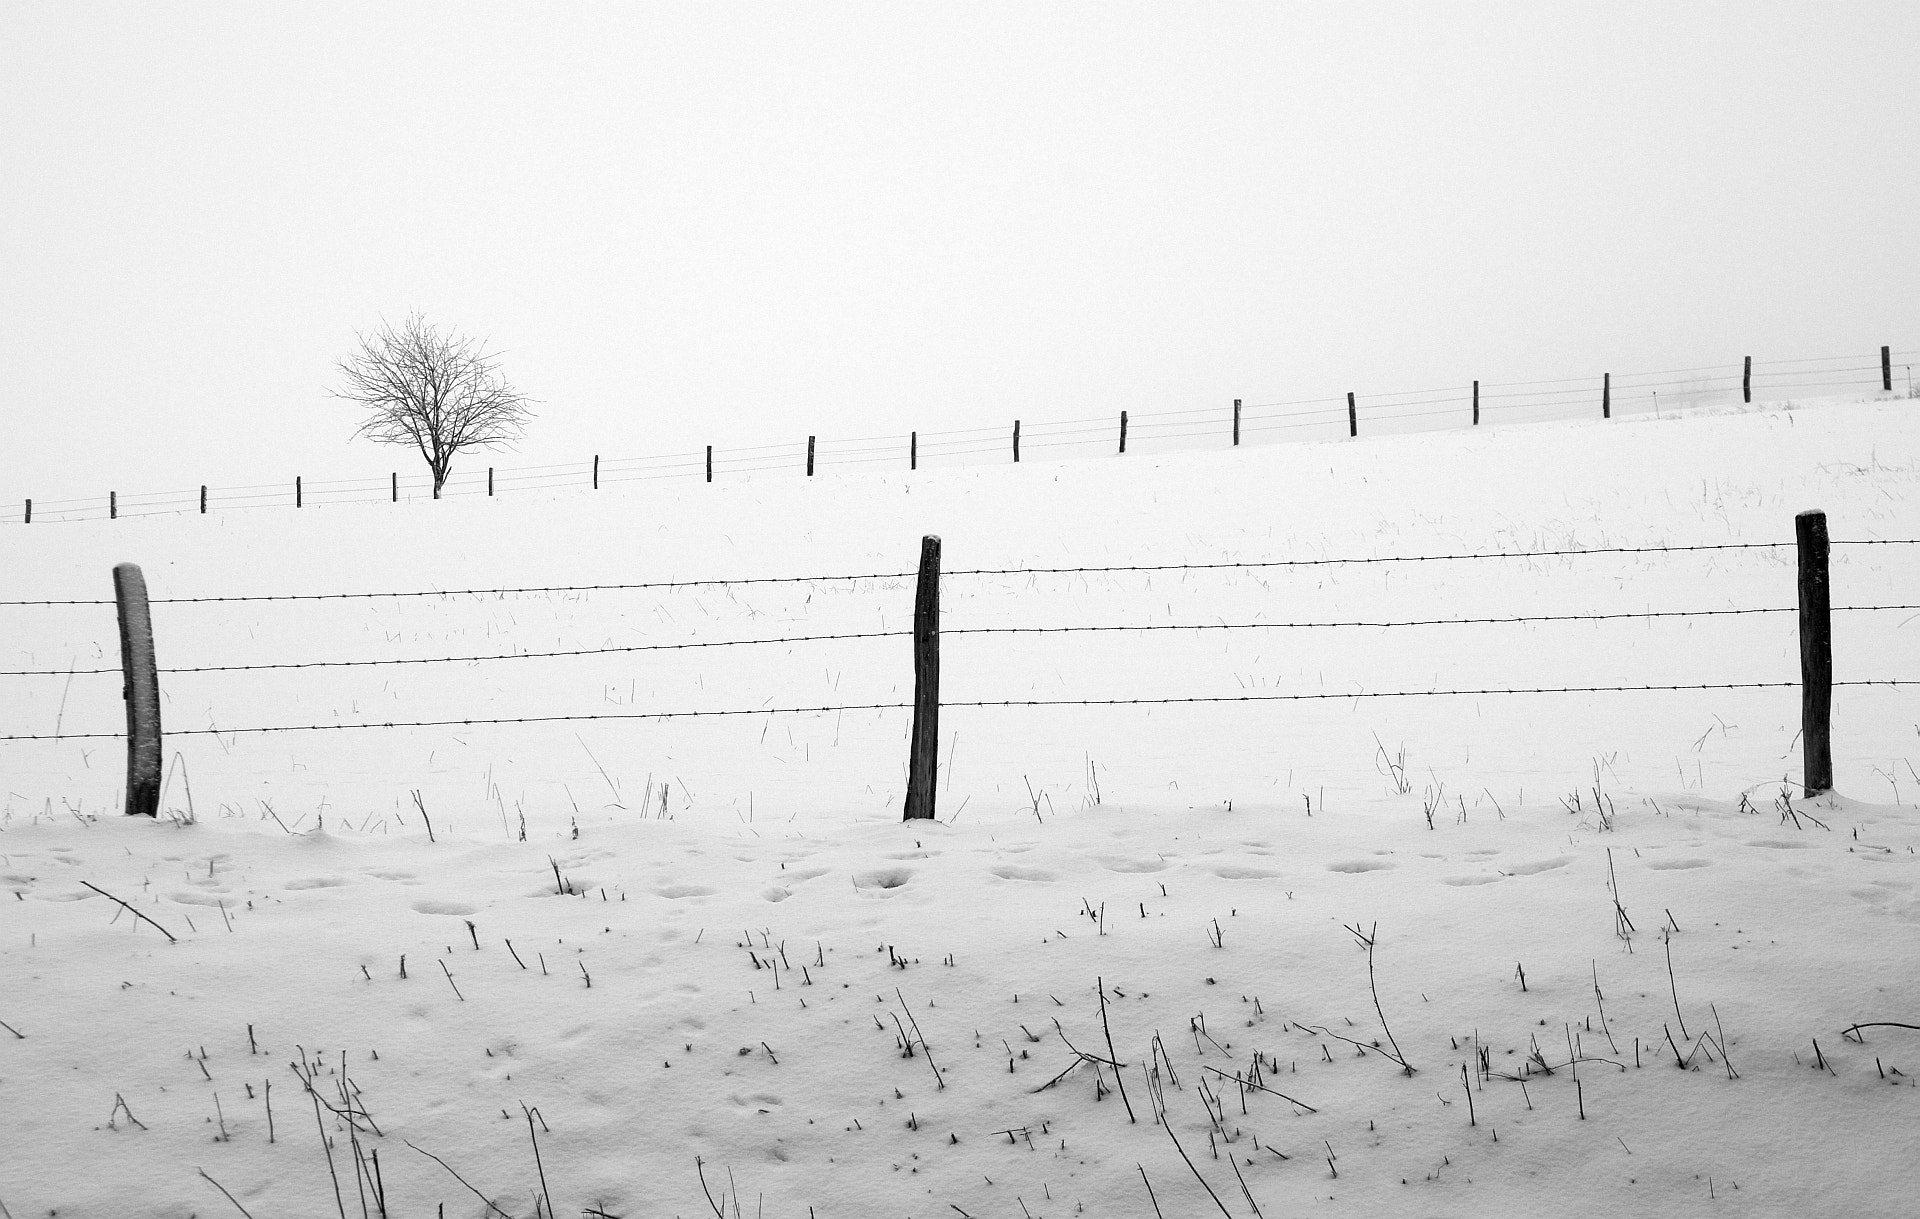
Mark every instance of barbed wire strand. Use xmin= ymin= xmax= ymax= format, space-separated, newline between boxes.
xmin=7 ymin=603 xmax=1918 ymax=678
xmin=6 ymin=539 xmax=1918 ymax=608
xmin=6 ymin=679 xmax=1912 ymax=741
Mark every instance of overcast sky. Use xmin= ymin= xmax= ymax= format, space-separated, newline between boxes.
xmin=4 ymin=2 xmax=1916 ymax=502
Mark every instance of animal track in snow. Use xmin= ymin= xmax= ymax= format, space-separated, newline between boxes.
xmin=1211 ymin=866 xmax=1280 ymax=880
xmin=1096 ymin=857 xmax=1168 ymax=873
xmin=1327 ymin=860 xmax=1396 ymax=874
xmin=167 ymin=891 xmax=231 ymax=907
xmin=284 ymin=877 xmax=351 ymax=890
xmin=1505 ymin=857 xmax=1572 ymax=876
xmin=990 ymin=865 xmax=1055 ymax=882
xmin=855 ymin=867 xmax=915 ymax=890
xmin=657 ymin=884 xmax=718 ymax=899
xmin=1645 ymin=858 xmax=1712 ymax=870
xmin=411 ymin=899 xmax=477 ymax=916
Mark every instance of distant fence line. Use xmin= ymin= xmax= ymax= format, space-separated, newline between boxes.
xmin=1 ymin=520 xmax=1914 ymax=819
xmin=8 ymin=345 xmax=1915 ymax=526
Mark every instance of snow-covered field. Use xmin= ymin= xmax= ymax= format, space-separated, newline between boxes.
xmin=4 ymin=396 xmax=1919 ymax=1218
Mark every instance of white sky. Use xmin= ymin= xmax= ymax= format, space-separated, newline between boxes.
xmin=3 ymin=2 xmax=1917 ymax=500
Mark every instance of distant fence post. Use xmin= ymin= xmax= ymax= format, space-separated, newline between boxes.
xmin=807 ymin=436 xmax=816 ymax=476
xmin=1347 ymin=393 xmax=1357 ymax=438
xmin=1232 ymin=399 xmax=1241 ymax=446
xmin=910 ymin=431 xmax=918 ymax=471
xmin=296 ymin=476 xmax=302 ymax=508
xmin=592 ymin=455 xmax=600 ymax=489
xmin=1119 ymin=411 xmax=1128 ymax=454
xmin=113 ymin=563 xmax=162 ymax=818
xmin=1602 ymin=373 xmax=1611 ymax=419
xmin=706 ymin=445 xmax=713 ymax=483
xmin=1743 ymin=356 xmax=1752 ymax=404
xmin=199 ymin=485 xmax=207 ymax=514
xmin=1013 ymin=420 xmax=1021 ymax=463
xmin=1796 ymin=510 xmax=1833 ymax=796
xmin=1472 ymin=381 xmax=1480 ymax=426
xmin=23 ymin=499 xmax=30 ymax=524
xmin=1884 ymin=345 xmax=1894 ymax=392
xmin=904 ymin=535 xmax=941 ymax=821
xmin=487 ymin=468 xmax=494 ymax=497
xmin=110 ymin=491 xmax=117 ymax=520
xmin=391 ymin=473 xmax=397 ymax=503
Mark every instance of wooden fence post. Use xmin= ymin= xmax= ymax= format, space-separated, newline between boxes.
xmin=706 ymin=445 xmax=713 ymax=483
xmin=1472 ymin=381 xmax=1480 ymax=426
xmin=807 ymin=436 xmax=816 ymax=476
xmin=1347 ymin=393 xmax=1357 ymax=438
xmin=391 ymin=473 xmax=397 ymax=503
xmin=1013 ymin=420 xmax=1021 ymax=463
xmin=1119 ymin=411 xmax=1128 ymax=454
xmin=487 ymin=468 xmax=494 ymax=496
xmin=199 ymin=485 xmax=207 ymax=514
xmin=296 ymin=476 xmax=302 ymax=508
xmin=1232 ymin=399 xmax=1241 ymax=446
xmin=113 ymin=563 xmax=162 ymax=818
xmin=1743 ymin=356 xmax=1752 ymax=404
xmin=1602 ymin=373 xmax=1611 ymax=419
xmin=23 ymin=499 xmax=29 ymax=524
xmin=1796 ymin=510 xmax=1833 ymax=795
xmin=110 ymin=491 xmax=117 ymax=520
xmin=1884 ymin=345 xmax=1894 ymax=393
xmin=592 ymin=455 xmax=600 ymax=489
xmin=904 ymin=535 xmax=942 ymax=821
xmin=910 ymin=431 xmax=918 ymax=471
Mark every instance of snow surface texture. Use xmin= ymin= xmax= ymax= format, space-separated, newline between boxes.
xmin=3 ymin=397 xmax=1918 ymax=1217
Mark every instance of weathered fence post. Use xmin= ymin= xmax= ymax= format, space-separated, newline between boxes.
xmin=592 ymin=455 xmax=600 ymax=489
xmin=1013 ymin=420 xmax=1021 ymax=463
xmin=910 ymin=431 xmax=918 ymax=471
xmin=113 ymin=563 xmax=162 ymax=818
xmin=1232 ymin=399 xmax=1241 ymax=446
xmin=1743 ymin=356 xmax=1752 ymax=404
xmin=391 ymin=472 xmax=397 ymax=503
xmin=296 ymin=476 xmax=303 ymax=508
xmin=904 ymin=535 xmax=941 ymax=821
xmin=807 ymin=436 xmax=816 ymax=476
xmin=1602 ymin=373 xmax=1611 ymax=419
xmin=1119 ymin=411 xmax=1128 ymax=454
xmin=23 ymin=499 xmax=29 ymax=524
xmin=199 ymin=485 xmax=207 ymax=514
xmin=706 ymin=445 xmax=713 ymax=483
xmin=1347 ymin=393 xmax=1357 ymax=438
xmin=110 ymin=491 xmax=117 ymax=520
xmin=487 ymin=468 xmax=494 ymax=496
xmin=1472 ymin=380 xmax=1480 ymax=426
xmin=1884 ymin=345 xmax=1894 ymax=393
xmin=1797 ymin=509 xmax=1833 ymax=795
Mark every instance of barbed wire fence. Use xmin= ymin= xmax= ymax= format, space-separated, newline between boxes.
xmin=8 ymin=345 xmax=1916 ymax=526
xmin=1 ymin=519 xmax=1914 ymax=820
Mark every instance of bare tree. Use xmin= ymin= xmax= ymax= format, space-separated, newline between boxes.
xmin=334 ymin=313 xmax=535 ymax=499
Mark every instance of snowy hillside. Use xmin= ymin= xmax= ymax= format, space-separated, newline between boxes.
xmin=3 ymin=395 xmax=1918 ymax=1218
